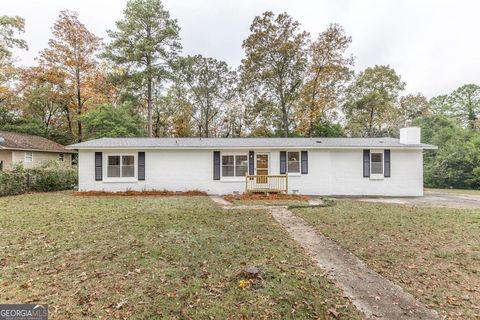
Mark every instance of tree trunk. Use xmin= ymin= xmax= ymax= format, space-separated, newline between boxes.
xmin=146 ymin=52 xmax=153 ymax=137
xmin=282 ymin=105 xmax=289 ymax=137
xmin=45 ymin=111 xmax=52 ymax=129
xmin=64 ymin=105 xmax=73 ymax=136
xmin=309 ymin=75 xmax=320 ymax=138
xmin=76 ymin=68 xmax=82 ymax=142
xmin=468 ymin=104 xmax=475 ymax=129
xmin=368 ymin=106 xmax=374 ymax=137
xmin=146 ymin=25 xmax=153 ymax=137
xmin=147 ymin=75 xmax=153 ymax=137
xmin=280 ymin=94 xmax=289 ymax=137
xmin=308 ymin=111 xmax=314 ymax=137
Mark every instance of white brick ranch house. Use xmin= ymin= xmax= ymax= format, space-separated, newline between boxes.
xmin=67 ymin=127 xmax=436 ymax=196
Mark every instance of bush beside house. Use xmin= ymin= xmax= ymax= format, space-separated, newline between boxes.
xmin=0 ymin=161 xmax=77 ymax=196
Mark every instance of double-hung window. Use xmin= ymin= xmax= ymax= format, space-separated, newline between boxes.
xmin=287 ymin=151 xmax=300 ymax=173
xmin=58 ymin=153 xmax=65 ymax=161
xmin=370 ymin=152 xmax=384 ymax=175
xmin=107 ymin=155 xmax=135 ymax=178
xmin=24 ymin=152 xmax=33 ymax=163
xmin=222 ymin=154 xmax=248 ymax=177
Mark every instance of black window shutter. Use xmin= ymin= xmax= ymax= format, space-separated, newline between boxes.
xmin=384 ymin=149 xmax=391 ymax=178
xmin=280 ymin=151 xmax=287 ymax=174
xmin=138 ymin=152 xmax=145 ymax=181
xmin=95 ymin=152 xmax=102 ymax=181
xmin=213 ymin=151 xmax=220 ymax=180
xmin=363 ymin=150 xmax=370 ymax=178
xmin=301 ymin=151 xmax=308 ymax=174
xmin=248 ymin=151 xmax=254 ymax=175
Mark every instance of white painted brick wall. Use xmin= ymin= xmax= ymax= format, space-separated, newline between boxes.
xmin=78 ymin=148 xmax=424 ymax=196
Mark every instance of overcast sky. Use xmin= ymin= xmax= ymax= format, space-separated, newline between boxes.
xmin=3 ymin=0 xmax=480 ymax=98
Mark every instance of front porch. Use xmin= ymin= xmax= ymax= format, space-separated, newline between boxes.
xmin=245 ymin=175 xmax=288 ymax=194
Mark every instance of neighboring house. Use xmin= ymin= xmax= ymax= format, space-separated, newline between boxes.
xmin=0 ymin=130 xmax=76 ymax=171
xmin=67 ymin=127 xmax=436 ymax=196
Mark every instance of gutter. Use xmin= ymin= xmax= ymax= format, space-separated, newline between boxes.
xmin=66 ymin=145 xmax=437 ymax=151
xmin=1 ymin=147 xmax=77 ymax=153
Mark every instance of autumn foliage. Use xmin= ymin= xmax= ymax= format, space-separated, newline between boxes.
xmin=38 ymin=10 xmax=106 ymax=142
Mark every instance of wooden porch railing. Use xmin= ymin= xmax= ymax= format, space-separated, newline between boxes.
xmin=245 ymin=175 xmax=288 ymax=194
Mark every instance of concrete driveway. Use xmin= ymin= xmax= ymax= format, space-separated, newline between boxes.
xmin=353 ymin=190 xmax=480 ymax=209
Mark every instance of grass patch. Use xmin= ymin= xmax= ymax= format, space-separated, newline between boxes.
xmin=0 ymin=191 xmax=362 ymax=319
xmin=292 ymin=200 xmax=480 ymax=319
xmin=426 ymin=188 xmax=480 ymax=196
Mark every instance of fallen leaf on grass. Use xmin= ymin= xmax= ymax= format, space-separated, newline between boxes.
xmin=328 ymin=307 xmax=339 ymax=318
xmin=115 ymin=300 xmax=127 ymax=310
xmin=44 ymin=269 xmax=57 ymax=275
xmin=19 ymin=280 xmax=32 ymax=289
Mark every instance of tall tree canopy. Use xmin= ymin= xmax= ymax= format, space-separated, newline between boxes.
xmin=103 ymin=0 xmax=182 ymax=137
xmin=0 ymin=15 xmax=28 ymax=108
xmin=429 ymin=84 xmax=480 ymax=129
xmin=151 ymin=86 xmax=193 ymax=137
xmin=447 ymin=84 xmax=480 ymax=129
xmin=82 ymin=102 xmax=144 ymax=139
xmin=297 ymin=24 xmax=353 ymax=137
xmin=344 ymin=65 xmax=406 ymax=137
xmin=21 ymin=68 xmax=63 ymax=130
xmin=429 ymin=94 xmax=451 ymax=116
xmin=175 ymin=55 xmax=237 ymax=137
xmin=240 ymin=11 xmax=309 ymax=137
xmin=399 ymin=93 xmax=430 ymax=123
xmin=39 ymin=10 xmax=102 ymax=142
xmin=0 ymin=15 xmax=28 ymax=59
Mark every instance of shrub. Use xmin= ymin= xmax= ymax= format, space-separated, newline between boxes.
xmin=0 ymin=171 xmax=27 ymax=196
xmin=0 ymin=161 xmax=77 ymax=196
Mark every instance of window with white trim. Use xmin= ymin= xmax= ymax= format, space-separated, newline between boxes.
xmin=58 ymin=153 xmax=65 ymax=161
xmin=287 ymin=151 xmax=300 ymax=173
xmin=370 ymin=152 xmax=383 ymax=175
xmin=24 ymin=152 xmax=33 ymax=162
xmin=222 ymin=155 xmax=248 ymax=177
xmin=107 ymin=155 xmax=135 ymax=178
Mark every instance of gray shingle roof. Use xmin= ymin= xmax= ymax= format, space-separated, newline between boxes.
xmin=67 ymin=137 xmax=437 ymax=149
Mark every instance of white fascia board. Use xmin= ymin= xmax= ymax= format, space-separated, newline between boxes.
xmin=67 ymin=145 xmax=437 ymax=150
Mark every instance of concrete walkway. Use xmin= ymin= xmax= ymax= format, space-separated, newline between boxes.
xmin=210 ymin=196 xmax=440 ymax=320
xmin=356 ymin=190 xmax=480 ymax=209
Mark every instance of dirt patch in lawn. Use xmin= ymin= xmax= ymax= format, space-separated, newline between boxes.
xmin=293 ymin=200 xmax=480 ymax=319
xmin=224 ymin=193 xmax=310 ymax=206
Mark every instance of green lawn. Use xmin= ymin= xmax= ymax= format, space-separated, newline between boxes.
xmin=0 ymin=192 xmax=362 ymax=319
xmin=293 ymin=200 xmax=480 ymax=320
xmin=426 ymin=187 xmax=480 ymax=196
